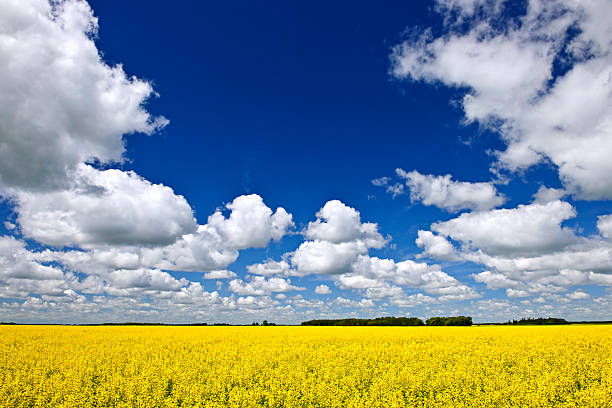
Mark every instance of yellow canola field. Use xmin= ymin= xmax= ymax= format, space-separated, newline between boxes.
xmin=0 ymin=325 xmax=611 ymax=408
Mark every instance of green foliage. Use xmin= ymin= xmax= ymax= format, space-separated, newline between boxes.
xmin=507 ymin=317 xmax=569 ymax=325
xmin=301 ymin=316 xmax=425 ymax=326
xmin=425 ymin=316 xmax=473 ymax=326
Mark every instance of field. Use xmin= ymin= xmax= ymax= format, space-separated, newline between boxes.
xmin=0 ymin=325 xmax=611 ymax=407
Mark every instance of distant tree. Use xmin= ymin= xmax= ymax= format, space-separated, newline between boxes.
xmin=300 ymin=317 xmax=424 ymax=326
xmin=426 ymin=316 xmax=472 ymax=326
xmin=508 ymin=317 xmax=568 ymax=325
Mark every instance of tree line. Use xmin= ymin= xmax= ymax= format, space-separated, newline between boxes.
xmin=425 ymin=316 xmax=473 ymax=326
xmin=506 ymin=317 xmax=568 ymax=325
xmin=301 ymin=316 xmax=473 ymax=326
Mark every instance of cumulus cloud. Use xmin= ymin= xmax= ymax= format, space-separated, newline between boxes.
xmin=202 ymin=270 xmax=237 ymax=280
xmin=567 ymin=290 xmax=590 ymax=300
xmin=340 ymin=255 xmax=479 ymax=300
xmin=0 ymin=236 xmax=64 ymax=283
xmin=290 ymin=200 xmax=388 ymax=275
xmin=314 ymin=284 xmax=331 ymax=295
xmin=304 ymin=200 xmax=384 ymax=246
xmin=0 ymin=0 xmax=167 ymax=192
xmin=15 ymin=164 xmax=197 ymax=248
xmin=415 ymin=230 xmax=459 ymax=261
xmin=532 ymin=186 xmax=567 ymax=204
xmin=291 ymin=240 xmax=372 ymax=275
xmin=391 ymin=0 xmax=612 ymax=200
xmin=597 ymin=214 xmax=612 ymax=239
xmin=208 ymin=194 xmax=293 ymax=250
xmin=108 ymin=269 xmax=187 ymax=292
xmin=28 ymin=194 xmax=293 ymax=275
xmin=431 ymin=201 xmax=579 ymax=257
xmin=394 ymin=169 xmax=504 ymax=212
xmin=246 ymin=260 xmax=295 ymax=277
xmin=228 ymin=277 xmax=305 ymax=296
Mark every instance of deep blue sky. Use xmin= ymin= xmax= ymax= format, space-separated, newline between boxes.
xmin=90 ymin=0 xmax=501 ymax=222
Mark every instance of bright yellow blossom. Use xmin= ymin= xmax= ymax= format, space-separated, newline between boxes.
xmin=0 ymin=325 xmax=610 ymax=407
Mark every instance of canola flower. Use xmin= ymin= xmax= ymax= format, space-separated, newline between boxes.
xmin=0 ymin=325 xmax=610 ymax=407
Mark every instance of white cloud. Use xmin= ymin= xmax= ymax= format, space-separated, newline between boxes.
xmin=340 ymin=255 xmax=479 ymax=300
xmin=332 ymin=297 xmax=374 ymax=308
xmin=202 ymin=270 xmax=237 ymax=280
xmin=15 ymin=164 xmax=197 ymax=248
xmin=228 ymin=277 xmax=305 ymax=296
xmin=391 ymin=0 xmax=612 ymax=200
xmin=432 ymin=201 xmax=579 ymax=256
xmin=532 ymin=186 xmax=567 ymax=204
xmin=395 ymin=169 xmax=505 ymax=212
xmin=208 ymin=194 xmax=293 ymax=250
xmin=415 ymin=230 xmax=459 ymax=260
xmin=108 ymin=269 xmax=187 ymax=292
xmin=337 ymin=274 xmax=386 ymax=290
xmin=21 ymin=194 xmax=294 ymax=278
xmin=597 ymin=214 xmax=612 ymax=239
xmin=0 ymin=0 xmax=167 ymax=192
xmin=291 ymin=200 xmax=387 ymax=275
xmin=247 ymin=260 xmax=295 ymax=277
xmin=506 ymin=289 xmax=530 ymax=298
xmin=567 ymin=290 xmax=590 ymax=300
xmin=389 ymin=293 xmax=435 ymax=308
xmin=472 ymin=271 xmax=521 ymax=290
xmin=371 ymin=177 xmax=390 ymax=187
xmin=314 ymin=284 xmax=331 ymax=295
xmin=153 ymin=225 xmax=239 ymax=273
xmin=291 ymin=240 xmax=371 ymax=275
xmin=304 ymin=200 xmax=385 ymax=246
xmin=0 ymin=236 xmax=64 ymax=282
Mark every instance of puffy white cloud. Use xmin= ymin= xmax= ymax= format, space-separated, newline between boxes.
xmin=432 ymin=201 xmax=579 ymax=256
xmin=208 ymin=194 xmax=293 ymax=250
xmin=304 ymin=200 xmax=385 ymax=246
xmin=314 ymin=284 xmax=331 ymax=295
xmin=24 ymin=194 xmax=294 ymax=275
xmin=337 ymin=274 xmax=386 ymax=290
xmin=395 ymin=169 xmax=505 ymax=212
xmin=202 ymin=270 xmax=237 ymax=280
xmin=15 ymin=164 xmax=197 ymax=248
xmin=154 ymin=225 xmax=239 ymax=272
xmin=340 ymin=255 xmax=479 ymax=300
xmin=246 ymin=260 xmax=295 ymax=277
xmin=228 ymin=277 xmax=305 ymax=296
xmin=0 ymin=0 xmax=167 ymax=192
xmin=597 ymin=214 xmax=612 ymax=239
xmin=389 ymin=293 xmax=435 ymax=308
xmin=506 ymin=289 xmax=530 ymax=298
xmin=291 ymin=200 xmax=387 ymax=275
xmin=108 ymin=269 xmax=187 ymax=292
xmin=472 ymin=271 xmax=521 ymax=290
xmin=0 ymin=236 xmax=64 ymax=281
xmin=292 ymin=240 xmax=370 ymax=275
xmin=332 ymin=297 xmax=374 ymax=308
xmin=415 ymin=230 xmax=459 ymax=260
xmin=567 ymin=290 xmax=590 ymax=300
xmin=391 ymin=0 xmax=612 ymax=200
xmin=532 ymin=186 xmax=567 ymax=204
xmin=0 ymin=236 xmax=76 ymax=299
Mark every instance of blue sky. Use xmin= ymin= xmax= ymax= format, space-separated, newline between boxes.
xmin=1 ymin=0 xmax=611 ymax=324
